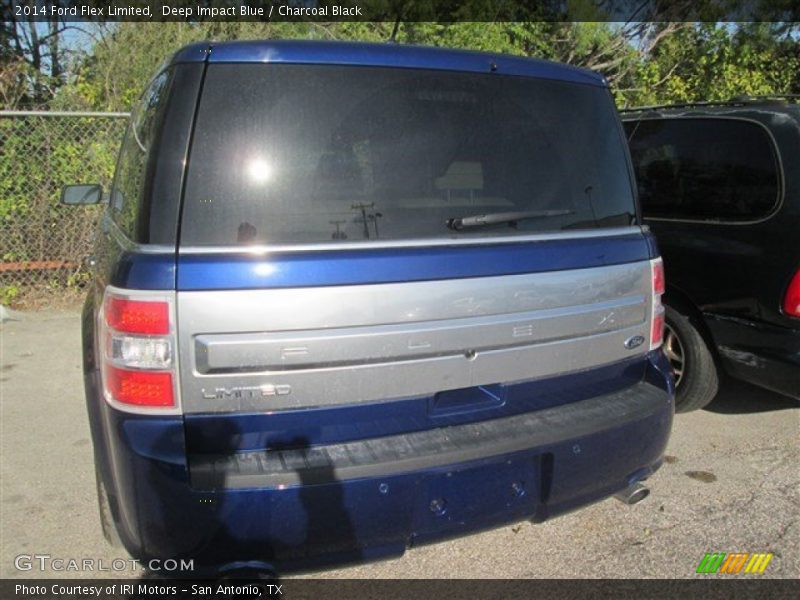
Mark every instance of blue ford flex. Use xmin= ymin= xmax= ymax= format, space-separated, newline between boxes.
xmin=63 ymin=41 xmax=674 ymax=575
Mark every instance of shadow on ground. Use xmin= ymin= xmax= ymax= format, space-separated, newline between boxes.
xmin=704 ymin=377 xmax=797 ymax=415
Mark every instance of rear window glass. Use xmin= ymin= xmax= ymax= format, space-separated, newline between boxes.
xmin=181 ymin=64 xmax=635 ymax=246
xmin=111 ymin=69 xmax=172 ymax=241
xmin=625 ymin=118 xmax=780 ymax=221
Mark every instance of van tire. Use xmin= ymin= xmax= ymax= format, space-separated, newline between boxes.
xmin=95 ymin=466 xmax=123 ymax=548
xmin=663 ymin=305 xmax=719 ymax=413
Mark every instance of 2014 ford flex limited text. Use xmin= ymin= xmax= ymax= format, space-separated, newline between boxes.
xmin=64 ymin=41 xmax=674 ymax=575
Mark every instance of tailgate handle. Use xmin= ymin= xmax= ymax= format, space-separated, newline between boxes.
xmin=430 ymin=384 xmax=507 ymax=417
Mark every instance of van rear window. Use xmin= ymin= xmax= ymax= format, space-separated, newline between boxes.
xmin=181 ymin=64 xmax=635 ymax=246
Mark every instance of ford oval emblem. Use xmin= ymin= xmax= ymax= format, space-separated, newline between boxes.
xmin=624 ymin=335 xmax=646 ymax=350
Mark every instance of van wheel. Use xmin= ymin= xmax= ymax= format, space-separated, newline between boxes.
xmin=663 ymin=305 xmax=719 ymax=412
xmin=95 ymin=466 xmax=122 ymax=548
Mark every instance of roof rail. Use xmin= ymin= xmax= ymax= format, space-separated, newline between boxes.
xmin=619 ymin=94 xmax=799 ymax=113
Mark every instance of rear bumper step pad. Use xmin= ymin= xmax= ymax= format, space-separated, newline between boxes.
xmin=189 ymin=381 xmax=669 ymax=490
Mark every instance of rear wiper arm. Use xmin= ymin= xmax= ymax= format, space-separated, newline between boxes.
xmin=446 ymin=209 xmax=574 ymax=231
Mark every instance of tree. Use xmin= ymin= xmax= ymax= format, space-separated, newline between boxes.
xmin=42 ymin=18 xmax=800 ymax=112
xmin=618 ymin=22 xmax=800 ymax=107
xmin=1 ymin=1 xmax=74 ymax=107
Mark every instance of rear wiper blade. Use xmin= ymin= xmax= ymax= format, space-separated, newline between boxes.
xmin=446 ymin=209 xmax=574 ymax=231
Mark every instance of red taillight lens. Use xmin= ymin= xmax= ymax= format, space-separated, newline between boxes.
xmin=784 ymin=269 xmax=800 ymax=318
xmin=651 ymin=310 xmax=665 ymax=348
xmin=105 ymin=296 xmax=170 ymax=335
xmin=652 ymin=258 xmax=665 ymax=296
xmin=105 ymin=365 xmax=174 ymax=407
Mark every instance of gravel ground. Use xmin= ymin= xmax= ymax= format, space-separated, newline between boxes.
xmin=1 ymin=311 xmax=798 ymax=579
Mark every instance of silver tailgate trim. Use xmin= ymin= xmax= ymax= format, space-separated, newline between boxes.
xmin=177 ymin=262 xmax=651 ymax=413
xmin=195 ymin=296 xmax=646 ymax=373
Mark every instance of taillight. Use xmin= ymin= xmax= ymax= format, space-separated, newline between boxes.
xmin=106 ymin=296 xmax=169 ymax=335
xmin=784 ymin=269 xmax=800 ymax=318
xmin=104 ymin=367 xmax=174 ymax=407
xmin=99 ymin=288 xmax=179 ymax=413
xmin=650 ymin=258 xmax=665 ymax=350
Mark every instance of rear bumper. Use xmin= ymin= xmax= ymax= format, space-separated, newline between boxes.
xmin=190 ymin=383 xmax=669 ymax=490
xmin=88 ymin=352 xmax=674 ymax=574
xmin=705 ymin=314 xmax=800 ymax=400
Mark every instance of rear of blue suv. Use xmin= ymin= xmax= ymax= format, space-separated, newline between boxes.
xmin=72 ymin=41 xmax=674 ymax=575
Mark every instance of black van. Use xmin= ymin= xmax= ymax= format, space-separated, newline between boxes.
xmin=622 ymin=99 xmax=800 ymax=412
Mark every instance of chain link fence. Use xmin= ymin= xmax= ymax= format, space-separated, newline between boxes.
xmin=0 ymin=111 xmax=129 ymax=308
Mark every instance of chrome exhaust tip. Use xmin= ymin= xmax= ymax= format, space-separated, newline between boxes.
xmin=217 ymin=561 xmax=278 ymax=581
xmin=614 ymin=482 xmax=650 ymax=505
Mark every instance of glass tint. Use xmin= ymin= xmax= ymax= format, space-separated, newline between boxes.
xmin=625 ymin=118 xmax=780 ymax=221
xmin=110 ymin=69 xmax=172 ymax=240
xmin=182 ymin=64 xmax=636 ymax=246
